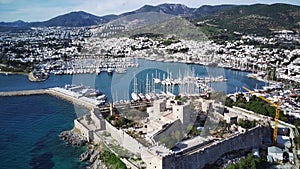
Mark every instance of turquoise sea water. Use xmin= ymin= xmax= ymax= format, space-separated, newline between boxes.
xmin=0 ymin=59 xmax=267 ymax=168
xmin=0 ymin=95 xmax=88 ymax=169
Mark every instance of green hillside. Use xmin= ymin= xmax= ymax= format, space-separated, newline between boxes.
xmin=195 ymin=3 xmax=300 ymax=37
xmin=123 ymin=17 xmax=208 ymax=41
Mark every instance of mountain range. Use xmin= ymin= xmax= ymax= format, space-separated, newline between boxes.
xmin=0 ymin=3 xmax=299 ymax=35
xmin=0 ymin=4 xmax=236 ymax=27
xmin=196 ymin=3 xmax=300 ymax=35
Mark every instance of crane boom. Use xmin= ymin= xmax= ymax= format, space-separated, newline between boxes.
xmin=242 ymin=86 xmax=281 ymax=145
xmin=273 ymin=100 xmax=281 ymax=144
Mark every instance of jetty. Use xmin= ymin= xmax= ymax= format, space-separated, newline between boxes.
xmin=0 ymin=88 xmax=151 ymax=111
xmin=0 ymin=88 xmax=100 ymax=110
xmin=0 ymin=89 xmax=46 ymax=96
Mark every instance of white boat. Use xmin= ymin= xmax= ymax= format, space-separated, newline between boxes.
xmin=95 ymin=99 xmax=105 ymax=106
xmin=145 ymin=93 xmax=152 ymax=101
xmin=131 ymin=92 xmax=140 ymax=101
xmin=85 ymin=90 xmax=102 ymax=97
xmin=107 ymin=68 xmax=114 ymax=74
xmin=97 ymin=94 xmax=107 ymax=100
xmin=138 ymin=93 xmax=146 ymax=100
xmin=247 ymin=73 xmax=258 ymax=78
xmin=96 ymin=67 xmax=101 ymax=74
xmin=69 ymin=85 xmax=84 ymax=92
xmin=153 ymin=78 xmax=161 ymax=84
xmin=115 ymin=68 xmax=127 ymax=74
xmin=53 ymin=70 xmax=64 ymax=75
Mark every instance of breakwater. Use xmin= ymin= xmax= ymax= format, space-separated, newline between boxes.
xmin=0 ymin=88 xmax=98 ymax=110
xmin=0 ymin=89 xmax=46 ymax=96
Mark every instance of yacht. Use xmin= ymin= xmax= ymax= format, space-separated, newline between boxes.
xmin=107 ymin=68 xmax=114 ymax=75
xmin=131 ymin=92 xmax=140 ymax=101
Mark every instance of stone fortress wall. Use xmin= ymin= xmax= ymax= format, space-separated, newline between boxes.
xmin=172 ymin=125 xmax=268 ymax=169
xmin=74 ymin=106 xmax=269 ymax=169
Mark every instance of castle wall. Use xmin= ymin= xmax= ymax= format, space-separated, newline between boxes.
xmin=105 ymin=121 xmax=145 ymax=155
xmin=74 ymin=119 xmax=94 ymax=142
xmin=173 ymin=126 xmax=267 ymax=169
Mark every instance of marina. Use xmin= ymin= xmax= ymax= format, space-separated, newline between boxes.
xmin=128 ymin=69 xmax=226 ymax=102
xmin=0 ymin=59 xmax=267 ymax=96
xmin=40 ymin=57 xmax=138 ymax=76
xmin=0 ymin=58 xmax=268 ymax=169
xmin=0 ymin=1 xmax=299 ymax=169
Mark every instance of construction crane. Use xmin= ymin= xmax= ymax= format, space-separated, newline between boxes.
xmin=242 ymin=86 xmax=281 ymax=145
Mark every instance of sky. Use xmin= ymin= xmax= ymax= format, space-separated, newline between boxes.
xmin=0 ymin=0 xmax=299 ymax=22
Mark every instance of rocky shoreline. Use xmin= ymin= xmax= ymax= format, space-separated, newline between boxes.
xmin=59 ymin=130 xmax=106 ymax=168
xmin=59 ymin=130 xmax=87 ymax=146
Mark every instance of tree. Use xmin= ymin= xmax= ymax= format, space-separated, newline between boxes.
xmin=225 ymin=153 xmax=269 ymax=169
xmin=225 ymin=97 xmax=234 ymax=107
xmin=250 ymin=158 xmax=256 ymax=169
xmin=238 ymin=119 xmax=257 ymax=129
xmin=294 ymin=118 xmax=300 ymax=127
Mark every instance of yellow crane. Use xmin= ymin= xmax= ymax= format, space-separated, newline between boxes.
xmin=242 ymin=86 xmax=281 ymax=145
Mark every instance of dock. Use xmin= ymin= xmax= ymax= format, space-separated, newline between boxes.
xmin=0 ymin=88 xmax=151 ymax=111
xmin=0 ymin=89 xmax=46 ymax=96
xmin=0 ymin=88 xmax=98 ymax=110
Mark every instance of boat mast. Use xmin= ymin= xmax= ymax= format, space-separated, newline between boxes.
xmin=146 ymin=73 xmax=150 ymax=94
xmin=133 ymin=72 xmax=137 ymax=94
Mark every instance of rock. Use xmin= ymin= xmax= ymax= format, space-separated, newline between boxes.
xmin=79 ymin=150 xmax=90 ymax=161
xmin=89 ymin=150 xmax=99 ymax=163
xmin=59 ymin=130 xmax=87 ymax=146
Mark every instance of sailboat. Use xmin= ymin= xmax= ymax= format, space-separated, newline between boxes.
xmin=131 ymin=72 xmax=140 ymax=101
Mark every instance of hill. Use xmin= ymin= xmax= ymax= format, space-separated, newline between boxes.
xmin=0 ymin=4 xmax=235 ymax=28
xmin=120 ymin=3 xmax=235 ymax=19
xmin=123 ymin=17 xmax=208 ymax=41
xmin=120 ymin=4 xmax=195 ymax=17
xmin=190 ymin=5 xmax=236 ymax=19
xmin=195 ymin=3 xmax=300 ymax=36
xmin=29 ymin=11 xmax=115 ymax=27
xmin=0 ymin=20 xmax=28 ymax=27
xmin=108 ymin=12 xmax=175 ymax=31
xmin=0 ymin=3 xmax=299 ymax=32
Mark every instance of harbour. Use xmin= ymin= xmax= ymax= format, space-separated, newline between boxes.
xmin=0 ymin=58 xmax=269 ymax=169
xmin=0 ymin=2 xmax=299 ymax=168
xmin=0 ymin=59 xmax=268 ymax=96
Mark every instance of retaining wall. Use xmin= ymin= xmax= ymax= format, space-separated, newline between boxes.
xmin=173 ymin=126 xmax=267 ymax=169
xmin=105 ymin=121 xmax=145 ymax=155
xmin=74 ymin=119 xmax=94 ymax=142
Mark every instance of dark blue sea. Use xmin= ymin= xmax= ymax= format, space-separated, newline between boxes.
xmin=0 ymin=59 xmax=267 ymax=168
xmin=0 ymin=95 xmax=87 ymax=169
